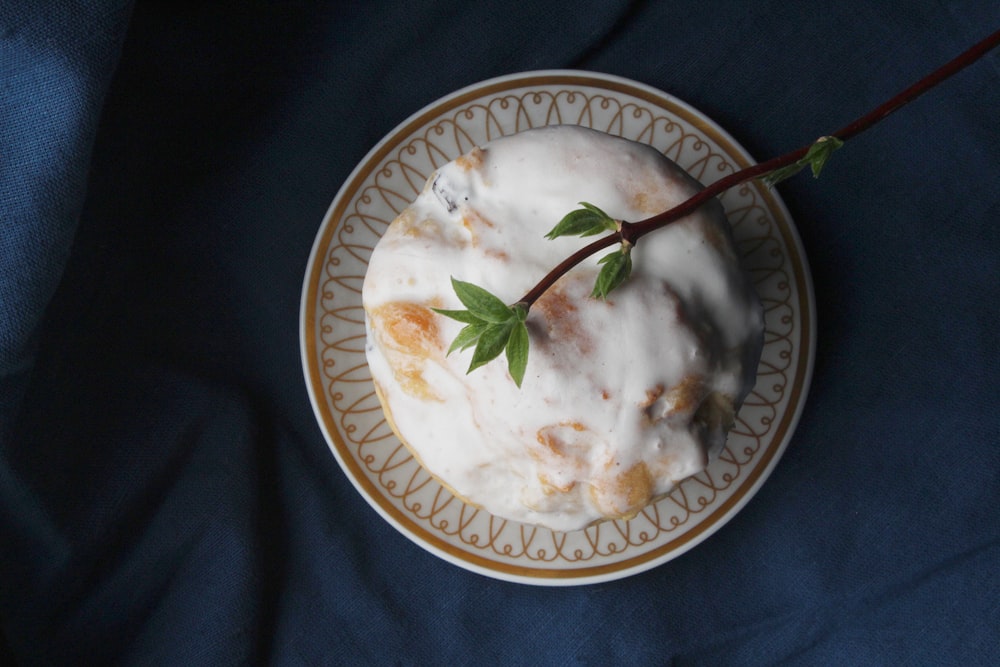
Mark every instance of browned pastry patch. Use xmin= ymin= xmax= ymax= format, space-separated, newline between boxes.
xmin=460 ymin=208 xmax=498 ymax=251
xmin=629 ymin=188 xmax=673 ymax=216
xmin=623 ymin=168 xmax=675 ymax=215
xmin=641 ymin=384 xmax=665 ymax=409
xmin=536 ymin=421 xmax=587 ymax=457
xmin=589 ymin=461 xmax=654 ymax=520
xmin=666 ymin=375 xmax=706 ymax=415
xmin=369 ymin=301 xmax=444 ymax=400
xmin=531 ymin=422 xmax=591 ymax=495
xmin=455 ymin=147 xmax=486 ymax=171
xmin=531 ymin=280 xmax=595 ymax=356
xmin=641 ymin=375 xmax=707 ymax=424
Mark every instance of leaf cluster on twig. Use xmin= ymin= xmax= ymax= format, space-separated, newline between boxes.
xmin=432 ymin=28 xmax=1000 ymax=386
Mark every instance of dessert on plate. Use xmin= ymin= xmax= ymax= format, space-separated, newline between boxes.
xmin=362 ymin=125 xmax=763 ymax=532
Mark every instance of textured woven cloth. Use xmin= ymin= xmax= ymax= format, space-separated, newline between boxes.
xmin=2 ymin=1 xmax=998 ymax=664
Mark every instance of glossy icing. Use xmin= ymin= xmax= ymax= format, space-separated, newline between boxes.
xmin=363 ymin=125 xmax=763 ymax=531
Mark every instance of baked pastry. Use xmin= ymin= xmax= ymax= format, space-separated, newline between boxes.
xmin=362 ymin=125 xmax=763 ymax=532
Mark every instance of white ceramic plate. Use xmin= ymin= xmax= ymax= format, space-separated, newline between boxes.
xmin=300 ymin=71 xmax=815 ymax=585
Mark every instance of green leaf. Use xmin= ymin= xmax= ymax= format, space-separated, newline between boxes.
xmin=762 ymin=136 xmax=844 ymax=187
xmin=435 ymin=281 xmax=532 ymax=387
xmin=468 ymin=321 xmax=514 ymax=373
xmin=449 ymin=277 xmax=514 ymax=323
xmin=431 ymin=308 xmax=483 ymax=324
xmin=447 ymin=321 xmax=489 ymax=355
xmin=806 ymin=135 xmax=843 ymax=178
xmin=760 ymin=162 xmax=804 ymax=187
xmin=591 ymin=247 xmax=633 ymax=299
xmin=505 ymin=322 xmax=529 ymax=387
xmin=544 ymin=202 xmax=617 ymax=240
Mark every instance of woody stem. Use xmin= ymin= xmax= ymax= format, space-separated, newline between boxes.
xmin=519 ymin=26 xmax=1000 ymax=309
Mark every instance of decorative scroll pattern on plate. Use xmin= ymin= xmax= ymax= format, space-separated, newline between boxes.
xmin=308 ymin=81 xmax=804 ymax=575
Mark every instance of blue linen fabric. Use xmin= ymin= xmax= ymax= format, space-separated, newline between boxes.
xmin=2 ymin=0 xmax=998 ymax=664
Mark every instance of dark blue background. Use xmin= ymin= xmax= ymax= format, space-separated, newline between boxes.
xmin=2 ymin=1 xmax=998 ymax=664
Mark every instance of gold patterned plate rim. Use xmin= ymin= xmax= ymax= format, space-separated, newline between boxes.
xmin=300 ymin=70 xmax=816 ymax=586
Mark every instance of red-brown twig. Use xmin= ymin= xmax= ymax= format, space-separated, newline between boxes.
xmin=519 ymin=26 xmax=1000 ymax=308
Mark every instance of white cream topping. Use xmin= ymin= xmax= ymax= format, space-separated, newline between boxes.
xmin=363 ymin=125 xmax=763 ymax=532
